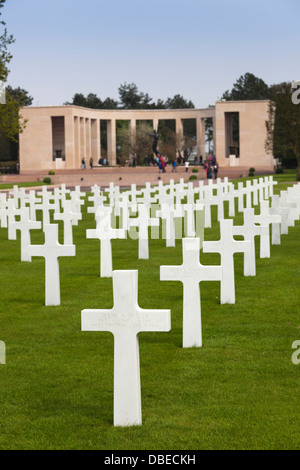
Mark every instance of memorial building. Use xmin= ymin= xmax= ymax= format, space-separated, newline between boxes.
xmin=19 ymin=100 xmax=273 ymax=173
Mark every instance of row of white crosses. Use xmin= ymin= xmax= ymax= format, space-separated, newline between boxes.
xmin=81 ymin=176 xmax=300 ymax=427
xmin=84 ymin=175 xmax=281 ymax=280
xmin=1 ymin=177 xmax=298 ymax=427
xmin=0 ymin=184 xmax=84 ymax=306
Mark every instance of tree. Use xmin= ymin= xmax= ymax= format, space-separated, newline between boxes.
xmin=118 ymin=121 xmax=153 ymax=164
xmin=265 ymin=82 xmax=300 ymax=180
xmin=222 ymin=72 xmax=270 ymax=101
xmin=164 ymin=94 xmax=194 ymax=109
xmin=0 ymin=0 xmax=14 ymax=83
xmin=0 ymin=1 xmax=28 ymax=147
xmin=64 ymin=93 xmax=118 ymax=109
xmin=6 ymin=85 xmax=33 ymax=107
xmin=0 ymin=86 xmax=33 ymax=161
xmin=118 ymin=82 xmax=153 ymax=109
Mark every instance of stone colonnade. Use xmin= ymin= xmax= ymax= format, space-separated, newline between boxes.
xmin=69 ymin=108 xmax=215 ymax=167
xmin=19 ymin=100 xmax=274 ymax=173
xmin=19 ymin=106 xmax=215 ymax=172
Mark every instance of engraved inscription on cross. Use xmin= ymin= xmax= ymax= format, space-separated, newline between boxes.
xmin=81 ymin=270 xmax=171 ymax=427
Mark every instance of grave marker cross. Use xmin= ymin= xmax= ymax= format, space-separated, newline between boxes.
xmin=202 ymin=219 xmax=251 ymax=304
xmin=232 ymin=208 xmax=267 ymax=276
xmin=27 ymin=223 xmax=75 ymax=306
xmin=254 ymin=200 xmax=281 ymax=258
xmin=11 ymin=207 xmax=41 ymax=261
xmin=54 ymin=200 xmax=82 ymax=245
xmin=81 ymin=270 xmax=171 ymax=427
xmin=160 ymin=237 xmax=222 ymax=348
xmin=129 ymin=203 xmax=159 ymax=259
xmin=86 ymin=206 xmax=126 ymax=277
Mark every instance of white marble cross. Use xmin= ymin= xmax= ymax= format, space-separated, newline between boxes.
xmin=87 ymin=194 xmax=107 ymax=219
xmin=237 ymin=182 xmax=245 ymax=212
xmin=286 ymin=187 xmax=300 ymax=220
xmin=160 ymin=237 xmax=222 ymax=348
xmin=202 ymin=219 xmax=251 ymax=304
xmin=7 ymin=198 xmax=22 ymax=240
xmin=267 ymin=176 xmax=277 ymax=197
xmin=279 ymin=191 xmax=298 ymax=230
xmin=59 ymin=183 xmax=71 ymax=200
xmin=117 ymin=197 xmax=135 ymax=231
xmin=172 ymin=185 xmax=185 ymax=206
xmin=69 ymin=191 xmax=85 ymax=217
xmin=27 ymin=223 xmax=76 ymax=306
xmin=109 ymin=185 xmax=122 ymax=216
xmin=245 ymin=180 xmax=253 ymax=208
xmin=251 ymin=179 xmax=259 ymax=206
xmin=36 ymin=192 xmax=59 ymax=226
xmin=27 ymin=190 xmax=42 ymax=221
xmin=156 ymin=202 xmax=183 ymax=247
xmin=81 ymin=270 xmax=171 ymax=427
xmin=270 ymin=195 xmax=288 ymax=244
xmin=136 ymin=186 xmax=158 ymax=212
xmin=0 ymin=193 xmax=8 ymax=228
xmin=232 ymin=208 xmax=266 ymax=276
xmin=254 ymin=200 xmax=281 ymax=258
xmin=8 ymin=185 xmax=20 ymax=208
xmin=129 ymin=203 xmax=159 ymax=259
xmin=10 ymin=207 xmax=41 ymax=261
xmin=54 ymin=200 xmax=82 ymax=245
xmin=257 ymin=177 xmax=267 ymax=203
xmin=86 ymin=206 xmax=126 ymax=277
xmin=16 ymin=187 xmax=29 ymax=209
xmin=125 ymin=184 xmax=141 ymax=204
xmin=183 ymin=201 xmax=204 ymax=238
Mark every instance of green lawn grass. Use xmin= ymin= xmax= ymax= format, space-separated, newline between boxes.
xmin=0 ymin=176 xmax=299 ymax=450
xmin=0 ymin=182 xmax=49 ymax=190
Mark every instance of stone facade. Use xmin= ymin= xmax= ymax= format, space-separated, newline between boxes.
xmin=19 ymin=100 xmax=273 ymax=173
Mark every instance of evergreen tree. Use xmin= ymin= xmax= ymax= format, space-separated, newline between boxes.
xmin=222 ymin=72 xmax=270 ymax=101
xmin=266 ymin=82 xmax=300 ymax=180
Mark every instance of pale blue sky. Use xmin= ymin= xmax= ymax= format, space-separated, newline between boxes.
xmin=3 ymin=0 xmax=299 ymax=107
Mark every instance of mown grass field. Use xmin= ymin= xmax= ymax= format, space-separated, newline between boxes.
xmin=0 ymin=174 xmax=299 ymax=450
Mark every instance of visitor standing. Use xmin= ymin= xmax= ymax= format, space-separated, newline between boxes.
xmin=207 ymin=165 xmax=212 ymax=179
xmin=172 ymin=160 xmax=177 ymax=173
xmin=213 ymin=162 xmax=219 ymax=179
xmin=185 ymin=160 xmax=189 ymax=172
xmin=81 ymin=157 xmax=86 ymax=170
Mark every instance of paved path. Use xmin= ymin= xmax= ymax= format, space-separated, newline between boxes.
xmin=0 ymin=165 xmax=275 ymax=190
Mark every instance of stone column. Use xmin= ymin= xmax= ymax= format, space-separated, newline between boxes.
xmin=91 ymin=118 xmax=101 ymax=163
xmin=107 ymin=119 xmax=116 ymax=165
xmin=129 ymin=119 xmax=136 ymax=154
xmin=80 ymin=117 xmax=86 ymax=161
xmin=212 ymin=116 xmax=216 ymax=157
xmin=176 ymin=118 xmax=183 ymax=158
xmin=64 ymin=114 xmax=75 ymax=169
xmin=85 ymin=118 xmax=91 ymax=160
xmin=196 ymin=117 xmax=206 ymax=161
xmin=153 ymin=118 xmax=159 ymax=132
xmin=74 ymin=116 xmax=80 ymax=168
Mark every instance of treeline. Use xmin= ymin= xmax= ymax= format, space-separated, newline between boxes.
xmin=64 ymin=82 xmax=195 ymax=110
